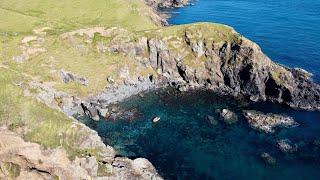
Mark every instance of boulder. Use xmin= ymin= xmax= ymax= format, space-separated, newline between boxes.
xmin=97 ymin=107 xmax=109 ymax=118
xmin=219 ymin=109 xmax=238 ymax=124
xmin=243 ymin=110 xmax=299 ymax=133
xmin=60 ymin=69 xmax=89 ymax=86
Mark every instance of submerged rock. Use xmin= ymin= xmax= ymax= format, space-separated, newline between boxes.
xmin=207 ymin=115 xmax=218 ymax=125
xmin=277 ymin=139 xmax=297 ymax=153
xmin=261 ymin=152 xmax=276 ymax=166
xmin=219 ymin=109 xmax=238 ymax=124
xmin=243 ymin=110 xmax=298 ymax=133
xmin=313 ymin=139 xmax=320 ymax=147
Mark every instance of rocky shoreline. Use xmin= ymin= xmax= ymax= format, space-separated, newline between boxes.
xmin=1 ymin=0 xmax=320 ymax=179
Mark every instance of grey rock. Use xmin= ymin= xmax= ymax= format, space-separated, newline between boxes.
xmin=277 ymin=139 xmax=297 ymax=153
xmin=60 ymin=69 xmax=89 ymax=86
xmin=219 ymin=109 xmax=238 ymax=124
xmin=107 ymin=76 xmax=115 ymax=84
xmin=243 ymin=110 xmax=298 ymax=133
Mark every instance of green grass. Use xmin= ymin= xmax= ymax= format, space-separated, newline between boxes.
xmin=1 ymin=162 xmax=21 ymax=178
xmin=0 ymin=68 xmax=101 ymax=159
xmin=0 ymin=0 xmax=157 ymax=34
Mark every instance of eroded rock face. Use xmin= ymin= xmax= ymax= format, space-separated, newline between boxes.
xmin=0 ymin=127 xmax=162 ymax=180
xmin=87 ymin=25 xmax=320 ymax=112
xmin=145 ymin=0 xmax=190 ymax=8
xmin=243 ymin=110 xmax=299 ymax=133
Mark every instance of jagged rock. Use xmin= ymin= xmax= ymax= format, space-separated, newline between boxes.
xmin=75 ymin=156 xmax=99 ymax=177
xmin=0 ymin=127 xmax=162 ymax=180
xmin=243 ymin=110 xmax=299 ymax=133
xmin=0 ymin=127 xmax=95 ymax=179
xmin=292 ymin=68 xmax=313 ymax=79
xmin=107 ymin=76 xmax=115 ymax=84
xmin=261 ymin=153 xmax=276 ymax=165
xmin=277 ymin=139 xmax=297 ymax=153
xmin=207 ymin=115 xmax=218 ymax=125
xmin=60 ymin=69 xmax=89 ymax=86
xmin=145 ymin=0 xmax=189 ymax=8
xmin=178 ymin=85 xmax=188 ymax=92
xmin=97 ymin=107 xmax=109 ymax=118
xmin=111 ymin=157 xmax=162 ymax=180
xmin=81 ymin=103 xmax=100 ymax=121
xmin=219 ymin=109 xmax=238 ymax=124
xmin=27 ymin=81 xmax=83 ymax=117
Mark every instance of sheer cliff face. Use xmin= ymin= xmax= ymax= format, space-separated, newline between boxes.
xmin=84 ymin=23 xmax=319 ymax=111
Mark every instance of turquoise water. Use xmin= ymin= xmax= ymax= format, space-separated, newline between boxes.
xmin=167 ymin=0 xmax=320 ymax=83
xmin=80 ymin=89 xmax=320 ymax=179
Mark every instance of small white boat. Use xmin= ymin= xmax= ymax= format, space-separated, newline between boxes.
xmin=152 ymin=116 xmax=161 ymax=123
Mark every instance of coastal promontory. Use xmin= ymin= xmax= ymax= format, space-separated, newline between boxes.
xmin=0 ymin=0 xmax=319 ymax=179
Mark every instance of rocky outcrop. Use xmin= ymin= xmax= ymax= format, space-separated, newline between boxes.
xmin=145 ymin=0 xmax=190 ymax=8
xmin=0 ymin=127 xmax=162 ymax=180
xmin=243 ymin=110 xmax=298 ymax=133
xmin=219 ymin=109 xmax=238 ymax=124
xmin=60 ymin=69 xmax=89 ymax=86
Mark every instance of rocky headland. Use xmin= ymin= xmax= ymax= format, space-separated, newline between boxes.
xmin=0 ymin=0 xmax=320 ymax=179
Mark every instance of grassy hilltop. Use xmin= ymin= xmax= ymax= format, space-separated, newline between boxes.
xmin=0 ymin=0 xmax=163 ymax=161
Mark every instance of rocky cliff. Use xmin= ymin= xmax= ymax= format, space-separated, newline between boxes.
xmin=76 ymin=23 xmax=319 ymax=120
xmin=145 ymin=0 xmax=190 ymax=8
xmin=1 ymin=0 xmax=320 ymax=179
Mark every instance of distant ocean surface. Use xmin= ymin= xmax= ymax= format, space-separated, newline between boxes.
xmin=167 ymin=0 xmax=320 ymax=83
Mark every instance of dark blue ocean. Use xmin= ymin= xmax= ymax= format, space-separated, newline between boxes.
xmin=80 ymin=1 xmax=320 ymax=179
xmin=168 ymin=0 xmax=320 ymax=83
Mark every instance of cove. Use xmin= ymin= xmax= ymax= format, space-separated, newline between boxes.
xmin=166 ymin=0 xmax=320 ymax=83
xmin=80 ymin=89 xmax=320 ymax=179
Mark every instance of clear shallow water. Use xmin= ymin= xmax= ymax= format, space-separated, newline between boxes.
xmin=80 ymin=89 xmax=320 ymax=179
xmin=167 ymin=0 xmax=320 ymax=83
